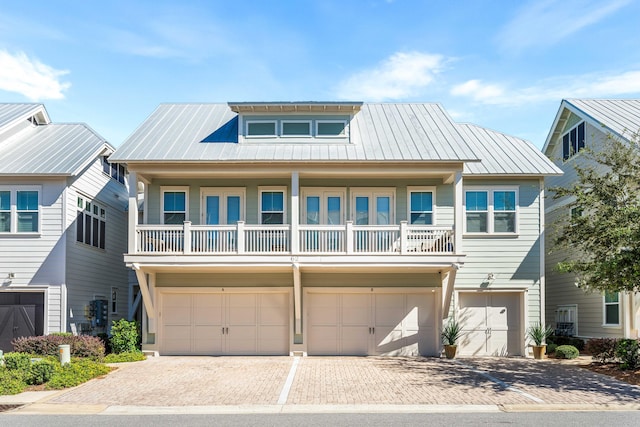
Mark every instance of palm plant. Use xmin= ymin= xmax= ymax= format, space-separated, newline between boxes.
xmin=442 ymin=319 xmax=462 ymax=346
xmin=526 ymin=322 xmax=553 ymax=346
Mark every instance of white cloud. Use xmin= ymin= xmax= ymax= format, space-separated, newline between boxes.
xmin=498 ymin=0 xmax=631 ymax=52
xmin=0 ymin=50 xmax=70 ymax=100
xmin=450 ymin=70 xmax=640 ymax=106
xmin=336 ymin=52 xmax=447 ymax=101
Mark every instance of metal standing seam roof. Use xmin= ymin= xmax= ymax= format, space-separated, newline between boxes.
xmin=458 ymin=123 xmax=562 ymax=176
xmin=0 ymin=103 xmax=49 ymax=131
xmin=0 ymin=122 xmax=113 ymax=176
xmin=565 ymin=99 xmax=640 ymax=139
xmin=110 ymin=103 xmax=481 ymax=163
xmin=543 ymin=99 xmax=640 ymax=154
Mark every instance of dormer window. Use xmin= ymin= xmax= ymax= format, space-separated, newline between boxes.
xmin=282 ymin=120 xmax=311 ymax=137
xmin=247 ymin=120 xmax=277 ymax=137
xmin=317 ymin=120 xmax=347 ymax=137
xmin=562 ymin=122 xmax=585 ymax=161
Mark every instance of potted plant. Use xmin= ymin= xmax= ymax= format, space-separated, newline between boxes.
xmin=442 ymin=318 xmax=462 ymax=359
xmin=527 ymin=322 xmax=553 ymax=359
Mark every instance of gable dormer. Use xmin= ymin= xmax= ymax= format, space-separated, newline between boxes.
xmin=228 ymin=102 xmax=362 ymax=144
xmin=0 ymin=104 xmax=51 ymax=141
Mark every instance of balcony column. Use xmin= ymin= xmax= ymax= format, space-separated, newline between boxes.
xmin=291 ymin=171 xmax=299 ymax=254
xmin=128 ymin=171 xmax=138 ymax=254
xmin=453 ymin=171 xmax=463 ymax=253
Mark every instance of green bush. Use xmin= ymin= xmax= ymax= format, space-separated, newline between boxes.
xmin=104 ymin=351 xmax=146 ymax=363
xmin=26 ymin=359 xmax=58 ymax=385
xmin=555 ymin=345 xmax=579 ymax=359
xmin=12 ymin=334 xmax=105 ymax=359
xmin=546 ymin=343 xmax=558 ymax=355
xmin=4 ymin=352 xmax=32 ymax=371
xmin=615 ymin=339 xmax=640 ymax=370
xmin=110 ymin=319 xmax=140 ymax=354
xmin=548 ymin=336 xmax=585 ymax=351
xmin=585 ymin=338 xmax=618 ymax=363
xmin=0 ymin=368 xmax=27 ymax=395
xmin=46 ymin=359 xmax=112 ymax=389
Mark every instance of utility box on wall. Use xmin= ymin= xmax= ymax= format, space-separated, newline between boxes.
xmin=89 ymin=299 xmax=108 ymax=328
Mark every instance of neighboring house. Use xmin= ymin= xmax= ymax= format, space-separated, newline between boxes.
xmin=543 ymin=99 xmax=640 ymax=340
xmin=0 ymin=103 xmax=130 ymax=352
xmin=110 ymin=102 xmax=561 ymax=357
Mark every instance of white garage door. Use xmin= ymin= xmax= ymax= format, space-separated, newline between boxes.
xmin=457 ymin=292 xmax=522 ymax=356
xmin=306 ymin=290 xmax=437 ymax=356
xmin=160 ymin=291 xmax=289 ymax=355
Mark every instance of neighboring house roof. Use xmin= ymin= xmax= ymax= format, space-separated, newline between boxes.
xmin=111 ymin=101 xmax=559 ymax=176
xmin=0 ymin=103 xmax=50 ymax=132
xmin=458 ymin=124 xmax=562 ymax=176
xmin=543 ymin=99 xmax=640 ymax=154
xmin=110 ymin=103 xmax=480 ymax=163
xmin=0 ymin=104 xmax=113 ymax=176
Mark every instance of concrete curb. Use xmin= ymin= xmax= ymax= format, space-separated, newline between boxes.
xmin=500 ymin=403 xmax=640 ymax=412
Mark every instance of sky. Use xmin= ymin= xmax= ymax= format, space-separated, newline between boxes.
xmin=1 ymin=0 xmax=640 ymax=149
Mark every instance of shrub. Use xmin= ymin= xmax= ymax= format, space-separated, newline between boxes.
xmin=4 ymin=352 xmax=32 ymax=371
xmin=546 ymin=343 xmax=558 ymax=355
xmin=26 ymin=359 xmax=58 ymax=385
xmin=97 ymin=333 xmax=112 ymax=354
xmin=0 ymin=368 xmax=27 ymax=395
xmin=104 ymin=351 xmax=146 ymax=363
xmin=615 ymin=339 xmax=640 ymax=370
xmin=548 ymin=335 xmax=585 ymax=351
xmin=110 ymin=319 xmax=140 ymax=354
xmin=50 ymin=332 xmax=72 ymax=337
xmin=71 ymin=335 xmax=105 ymax=359
xmin=585 ymin=338 xmax=618 ymax=363
xmin=46 ymin=359 xmax=112 ymax=389
xmin=555 ymin=345 xmax=579 ymax=359
xmin=12 ymin=334 xmax=105 ymax=359
xmin=527 ymin=323 xmax=553 ymax=346
xmin=441 ymin=319 xmax=462 ymax=346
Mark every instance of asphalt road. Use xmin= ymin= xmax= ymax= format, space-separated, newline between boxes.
xmin=2 ymin=411 xmax=640 ymax=426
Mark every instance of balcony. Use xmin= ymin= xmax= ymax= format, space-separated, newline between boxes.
xmin=134 ymin=221 xmax=455 ymax=256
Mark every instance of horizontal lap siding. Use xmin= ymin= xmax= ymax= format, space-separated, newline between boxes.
xmin=545 ymin=124 xmax=624 ymax=338
xmin=65 ymin=158 xmax=130 ymax=331
xmin=457 ymin=179 xmax=542 ymax=324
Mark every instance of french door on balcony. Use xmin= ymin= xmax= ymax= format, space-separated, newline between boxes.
xmin=351 ymin=189 xmax=395 ymax=252
xmin=200 ymin=189 xmax=244 ymax=252
xmin=301 ymin=190 xmax=345 ymax=252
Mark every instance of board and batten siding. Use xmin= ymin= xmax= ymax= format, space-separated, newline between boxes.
xmin=0 ymin=177 xmax=67 ymax=332
xmin=65 ymin=157 xmax=130 ymax=332
xmin=456 ymin=178 xmax=543 ymax=325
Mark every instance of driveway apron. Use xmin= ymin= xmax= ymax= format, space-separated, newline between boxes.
xmin=44 ymin=356 xmax=640 ymax=407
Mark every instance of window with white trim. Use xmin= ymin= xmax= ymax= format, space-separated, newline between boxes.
xmin=464 ymin=188 xmax=518 ymax=234
xmin=603 ymin=292 xmax=620 ymax=326
xmin=247 ymin=120 xmax=277 ymax=137
xmin=0 ymin=186 xmax=41 ymax=234
xmin=76 ymin=196 xmax=106 ymax=249
xmin=102 ymin=156 xmax=127 ymax=185
xmin=161 ymin=187 xmax=189 ymax=225
xmin=407 ymin=187 xmax=435 ymax=225
xmin=555 ymin=304 xmax=577 ymax=336
xmin=259 ymin=187 xmax=287 ymax=224
xmin=562 ymin=121 xmax=586 ymax=161
xmin=281 ymin=120 xmax=311 ymax=137
xmin=201 ymin=188 xmax=245 ymax=224
xmin=316 ymin=120 xmax=347 ymax=137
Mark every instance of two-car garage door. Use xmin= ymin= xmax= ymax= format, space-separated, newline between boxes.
xmin=160 ymin=290 xmax=290 ymax=355
xmin=306 ymin=289 xmax=438 ymax=356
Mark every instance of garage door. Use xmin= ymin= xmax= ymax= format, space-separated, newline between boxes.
xmin=457 ymin=292 xmax=522 ymax=356
xmin=306 ymin=290 xmax=437 ymax=356
xmin=160 ymin=291 xmax=289 ymax=355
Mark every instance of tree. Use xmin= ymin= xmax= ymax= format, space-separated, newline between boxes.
xmin=550 ymin=131 xmax=640 ymax=293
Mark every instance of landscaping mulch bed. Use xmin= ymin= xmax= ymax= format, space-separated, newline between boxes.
xmin=580 ymin=363 xmax=640 ymax=386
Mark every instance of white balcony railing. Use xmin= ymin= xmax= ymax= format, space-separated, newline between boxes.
xmin=135 ymin=221 xmax=454 ymax=255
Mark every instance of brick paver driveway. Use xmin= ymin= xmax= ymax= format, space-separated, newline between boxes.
xmin=46 ymin=356 xmax=640 ymax=407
